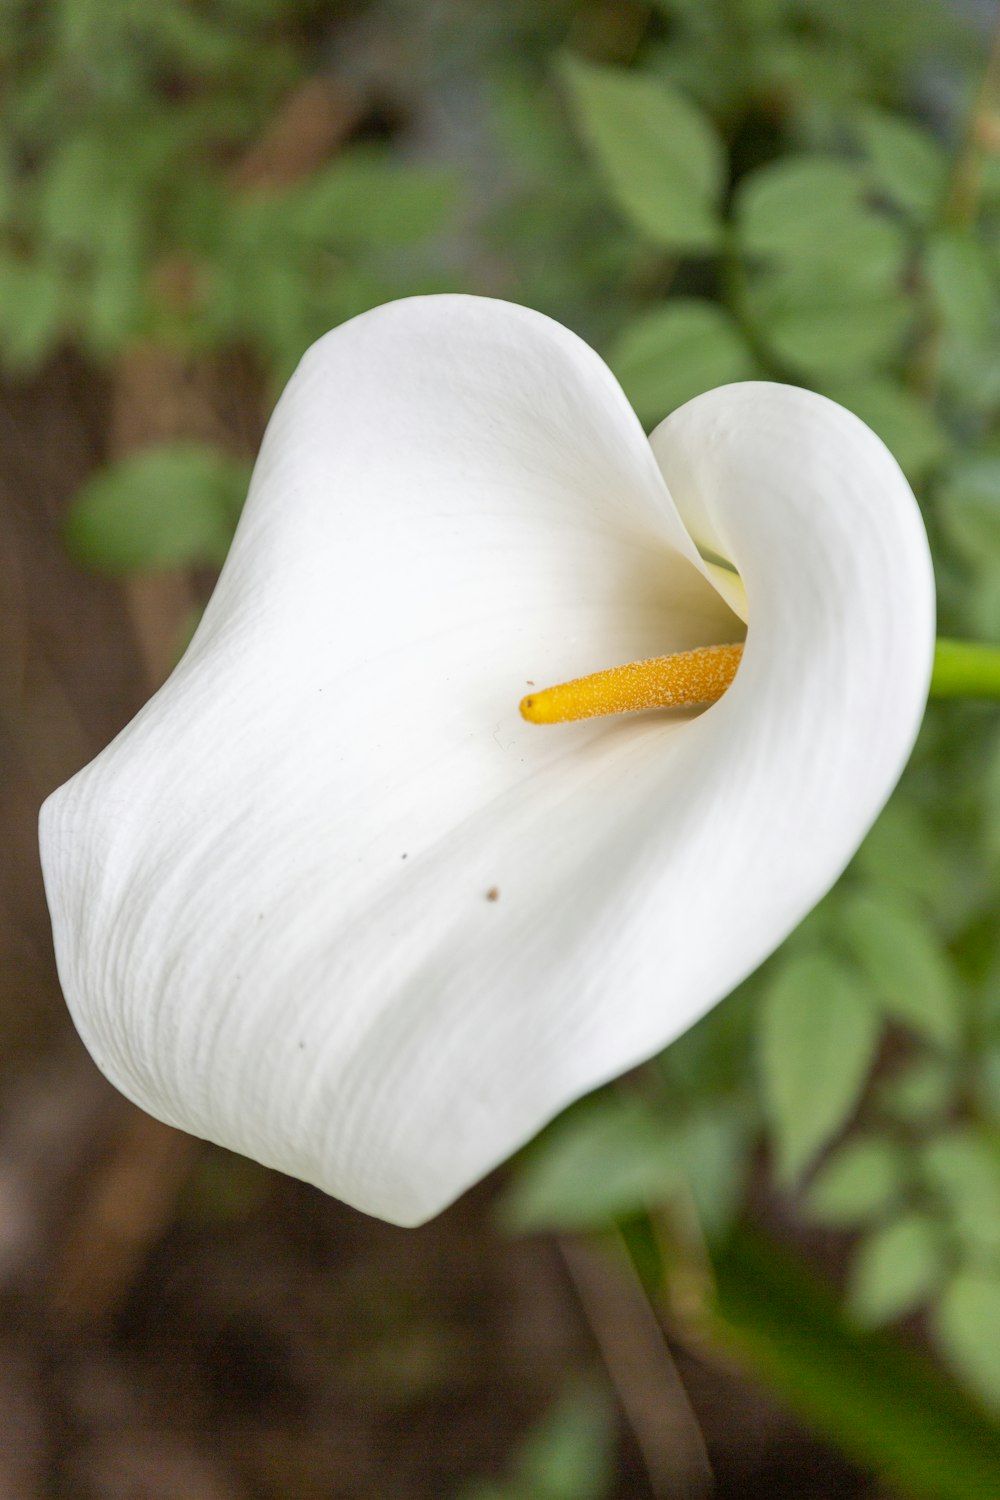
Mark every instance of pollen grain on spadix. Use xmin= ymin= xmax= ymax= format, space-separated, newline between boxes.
xmin=520 ymin=643 xmax=744 ymax=725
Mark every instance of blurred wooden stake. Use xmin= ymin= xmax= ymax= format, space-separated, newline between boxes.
xmin=114 ymin=70 xmax=369 ymax=698
xmin=560 ymin=1238 xmax=714 ymax=1500
xmin=231 ymin=75 xmax=364 ymax=192
xmin=49 ymin=1111 xmax=197 ymax=1333
xmin=49 ymin=70 xmax=369 ymax=1336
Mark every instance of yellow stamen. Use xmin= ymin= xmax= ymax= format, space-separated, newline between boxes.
xmin=520 ymin=643 xmax=744 ymax=724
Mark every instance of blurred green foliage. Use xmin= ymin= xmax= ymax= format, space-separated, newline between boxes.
xmin=66 ymin=443 xmax=251 ymax=570
xmin=459 ymin=1386 xmax=614 ymax=1500
xmin=0 ymin=0 xmax=455 ymax=380
xmin=9 ymin=0 xmax=1000 ymax=1488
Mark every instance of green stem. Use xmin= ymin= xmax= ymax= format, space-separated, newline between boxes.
xmin=931 ymin=639 xmax=1000 ymax=701
xmin=943 ymin=17 xmax=1000 ymax=230
xmin=709 ymin=1227 xmax=1000 ymax=1500
xmin=620 ymin=1210 xmax=1000 ymax=1498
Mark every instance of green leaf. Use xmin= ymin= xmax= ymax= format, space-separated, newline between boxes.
xmin=848 ymin=1212 xmax=946 ymax=1325
xmin=37 ymin=133 xmax=111 ymax=250
xmin=759 ymin=953 xmax=880 ymax=1185
xmin=82 ymin=185 xmax=145 ymax=357
xmin=149 ymin=3 xmax=246 ymax=73
xmin=921 ymin=1131 xmax=1000 ymax=1256
xmin=656 ymin=980 xmax=756 ymax=1098
xmin=746 ymin=267 xmax=911 ymax=379
xmin=515 ymin=1387 xmax=614 ymax=1500
xmin=65 ymin=443 xmax=250 ymax=573
xmin=925 ymin=231 xmax=998 ymax=340
xmin=806 ymin=1134 xmax=905 ymax=1228
xmin=284 ymin=154 xmax=457 ymax=248
xmin=0 ymin=255 xmax=66 ymax=372
xmin=856 ymin=109 xmax=948 ymax=222
xmin=987 ymin=730 xmax=1000 ymax=868
xmin=0 ymin=142 xmax=14 ymax=227
xmin=822 ymin=377 xmax=949 ymax=482
xmin=713 ymin=1226 xmax=1000 ymax=1500
xmin=221 ymin=252 xmax=315 ymax=368
xmin=673 ymin=1105 xmax=748 ymax=1241
xmin=85 ymin=258 xmax=144 ymax=357
xmin=560 ymin=56 xmax=724 ymax=251
xmin=939 ymin=455 xmax=1000 ymax=567
xmin=935 ymin=1272 xmax=1000 ymax=1413
xmin=877 ymin=1056 xmax=957 ymax=1126
xmin=977 ymin=1051 xmax=1000 ymax=1120
xmin=735 ymin=157 xmax=874 ymax=263
xmin=738 ymin=163 xmax=910 ymax=379
xmin=751 ymin=34 xmax=868 ymax=117
xmin=607 ymin=300 xmax=755 ymax=426
xmin=499 ymin=1093 xmax=678 ymax=1233
xmin=854 ymin=800 xmax=952 ymax=913
xmin=840 ymin=889 xmax=962 ymax=1047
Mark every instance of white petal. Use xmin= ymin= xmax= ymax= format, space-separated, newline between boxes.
xmin=41 ymin=296 xmax=730 ymax=1223
xmin=40 ymin=301 xmax=933 ymax=1226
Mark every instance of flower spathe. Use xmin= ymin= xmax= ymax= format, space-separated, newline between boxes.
xmin=39 ymin=295 xmax=934 ymax=1226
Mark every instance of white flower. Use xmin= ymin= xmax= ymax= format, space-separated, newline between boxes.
xmin=39 ymin=295 xmax=934 ymax=1226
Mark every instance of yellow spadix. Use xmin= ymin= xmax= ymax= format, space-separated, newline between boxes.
xmin=520 ymin=643 xmax=744 ymax=725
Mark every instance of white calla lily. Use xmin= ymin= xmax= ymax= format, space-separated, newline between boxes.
xmin=40 ymin=295 xmax=934 ymax=1226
